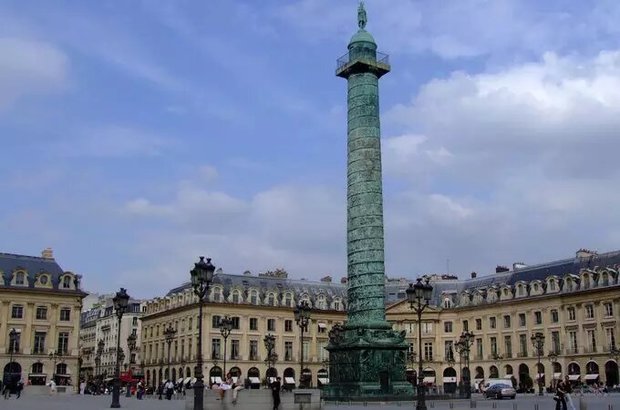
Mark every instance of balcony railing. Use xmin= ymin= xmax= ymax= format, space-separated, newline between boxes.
xmin=336 ymin=51 xmax=390 ymax=70
xmin=517 ymin=352 xmax=528 ymax=358
xmin=566 ymin=347 xmax=579 ymax=354
xmin=504 ymin=352 xmax=513 ymax=358
xmin=584 ymin=346 xmax=597 ymax=354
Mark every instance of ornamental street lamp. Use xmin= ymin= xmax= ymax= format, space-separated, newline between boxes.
xmin=164 ymin=324 xmax=177 ymax=384
xmin=8 ymin=328 xmax=18 ymax=379
xmin=218 ymin=316 xmax=234 ymax=376
xmin=190 ymin=256 xmax=215 ymax=410
xmin=531 ymin=332 xmax=545 ymax=396
xmin=294 ymin=301 xmax=311 ymax=388
xmin=48 ymin=350 xmax=63 ymax=385
xmin=96 ymin=339 xmax=105 ymax=387
xmin=125 ymin=333 xmax=137 ymax=397
xmin=454 ymin=330 xmax=474 ymax=399
xmin=263 ymin=333 xmax=276 ymax=370
xmin=548 ymin=351 xmax=558 ymax=390
xmin=406 ymin=277 xmax=434 ymax=410
xmin=111 ymin=288 xmax=130 ymax=408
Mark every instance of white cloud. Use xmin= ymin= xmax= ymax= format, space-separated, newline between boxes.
xmin=0 ymin=37 xmax=68 ymax=109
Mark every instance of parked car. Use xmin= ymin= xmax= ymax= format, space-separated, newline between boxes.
xmin=484 ymin=383 xmax=516 ymax=399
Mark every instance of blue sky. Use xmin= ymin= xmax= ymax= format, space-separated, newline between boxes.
xmin=3 ymin=0 xmax=620 ymax=298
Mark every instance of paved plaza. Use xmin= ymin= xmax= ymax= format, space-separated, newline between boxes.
xmin=3 ymin=392 xmax=620 ymax=410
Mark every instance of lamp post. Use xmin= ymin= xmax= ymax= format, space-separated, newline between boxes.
xmin=531 ymin=332 xmax=545 ymax=396
xmin=111 ymin=288 xmax=130 ymax=408
xmin=164 ymin=324 xmax=177 ymax=384
xmin=190 ymin=256 xmax=215 ymax=410
xmin=96 ymin=339 xmax=105 ymax=389
xmin=218 ymin=316 xmax=234 ymax=376
xmin=263 ymin=333 xmax=276 ymax=371
xmin=48 ymin=350 xmax=62 ymax=385
xmin=454 ymin=331 xmax=474 ymax=399
xmin=548 ymin=352 xmax=558 ymax=391
xmin=294 ymin=301 xmax=311 ymax=388
xmin=492 ymin=353 xmax=503 ymax=378
xmin=406 ymin=277 xmax=434 ymax=410
xmin=8 ymin=328 xmax=18 ymax=380
xmin=125 ymin=333 xmax=137 ymax=397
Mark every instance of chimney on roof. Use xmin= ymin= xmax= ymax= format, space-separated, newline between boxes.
xmin=496 ymin=265 xmax=509 ymax=273
xmin=41 ymin=248 xmax=54 ymax=259
xmin=470 ymin=272 xmax=477 ymax=279
xmin=340 ymin=277 xmax=347 ymax=284
xmin=320 ymin=275 xmax=332 ymax=283
xmin=513 ymin=262 xmax=527 ymax=270
xmin=576 ymin=248 xmax=598 ymax=259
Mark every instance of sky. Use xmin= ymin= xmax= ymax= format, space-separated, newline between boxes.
xmin=2 ymin=0 xmax=620 ymax=298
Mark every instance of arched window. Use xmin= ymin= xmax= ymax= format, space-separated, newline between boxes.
xmin=267 ymin=294 xmax=275 ymax=306
xmin=232 ymin=291 xmax=240 ymax=304
xmin=250 ymin=290 xmax=258 ymax=305
xmin=284 ymin=293 xmax=292 ymax=307
xmin=32 ymin=362 xmax=43 ymax=374
xmin=549 ymin=280 xmax=556 ymax=291
xmin=517 ymin=285 xmax=525 ymax=297
xmin=443 ymin=298 xmax=452 ymax=308
xmin=62 ymin=276 xmax=71 ymax=289
xmin=334 ymin=300 xmax=342 ymax=310
xmin=317 ymin=296 xmax=326 ymax=309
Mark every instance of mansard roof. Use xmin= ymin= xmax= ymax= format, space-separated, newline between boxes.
xmin=0 ymin=251 xmax=82 ymax=292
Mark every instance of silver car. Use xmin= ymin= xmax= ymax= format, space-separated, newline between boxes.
xmin=483 ymin=383 xmax=517 ymax=399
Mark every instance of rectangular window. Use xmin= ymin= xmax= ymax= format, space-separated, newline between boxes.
xmin=58 ymin=332 xmax=69 ymax=354
xmin=568 ymin=307 xmax=576 ymax=321
xmin=11 ymin=305 xmax=23 ymax=319
xmin=211 ymin=338 xmax=221 ymax=359
xmin=462 ymin=320 xmax=469 ymax=331
xmin=445 ymin=341 xmax=454 ymax=361
xmin=504 ymin=335 xmax=512 ymax=357
xmin=267 ymin=319 xmax=276 ymax=332
xmin=489 ymin=317 xmax=496 ymax=329
xmin=285 ymin=320 xmax=293 ymax=332
xmin=303 ymin=341 xmax=309 ymax=362
xmin=518 ymin=313 xmax=526 ymax=327
xmin=476 ymin=338 xmax=483 ymax=358
xmin=9 ymin=331 xmax=21 ymax=353
xmin=490 ymin=337 xmax=497 ymax=355
xmin=33 ymin=332 xmax=46 ymax=354
xmin=475 ymin=318 xmax=482 ymax=331
xmin=444 ymin=321 xmax=453 ymax=333
xmin=569 ymin=331 xmax=578 ymax=353
xmin=604 ymin=303 xmax=613 ymax=317
xmin=231 ymin=339 xmax=240 ymax=359
xmin=249 ymin=318 xmax=258 ymax=331
xmin=424 ymin=342 xmax=433 ymax=361
xmin=519 ymin=334 xmax=527 ymax=356
xmin=318 ymin=341 xmax=328 ymax=362
xmin=212 ymin=315 xmax=221 ymax=328
xmin=606 ymin=328 xmax=616 ymax=350
xmin=504 ymin=315 xmax=511 ymax=328
xmin=423 ymin=322 xmax=432 ymax=334
xmin=285 ymin=341 xmax=293 ymax=361
xmin=551 ymin=309 xmax=559 ymax=323
xmin=132 ymin=317 xmax=138 ymax=326
xmin=60 ymin=308 xmax=71 ymax=321
xmin=317 ymin=323 xmax=327 ymax=333
xmin=231 ymin=317 xmax=240 ymax=330
xmin=585 ymin=305 xmax=594 ymax=319
xmin=534 ymin=311 xmax=542 ymax=325
xmin=551 ymin=331 xmax=561 ymax=354
xmin=587 ymin=330 xmax=597 ymax=352
xmin=36 ymin=306 xmax=47 ymax=320
xmin=249 ymin=340 xmax=258 ymax=360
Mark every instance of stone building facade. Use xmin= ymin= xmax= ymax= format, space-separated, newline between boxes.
xmin=140 ymin=249 xmax=620 ymax=390
xmin=0 ymin=249 xmax=86 ymax=389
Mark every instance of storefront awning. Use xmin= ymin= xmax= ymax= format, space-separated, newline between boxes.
xmin=318 ymin=323 xmax=327 ymax=328
xmin=268 ymin=377 xmax=277 ymax=384
xmin=503 ymin=375 xmax=513 ymax=379
xmin=443 ymin=377 xmax=457 ymax=383
xmin=423 ymin=377 xmax=435 ymax=384
xmin=284 ymin=377 xmax=296 ymax=385
xmin=177 ymin=378 xmax=184 ymax=384
xmin=210 ymin=376 xmax=223 ymax=384
xmin=318 ymin=378 xmax=329 ymax=384
xmin=553 ymin=373 xmax=562 ymax=380
xmin=568 ymin=375 xmax=580 ymax=381
xmin=249 ymin=377 xmax=260 ymax=384
xmin=190 ymin=378 xmax=197 ymax=384
xmin=28 ymin=374 xmax=47 ymax=378
xmin=536 ymin=373 xmax=545 ymax=380
xmin=585 ymin=374 xmax=599 ymax=380
xmin=232 ymin=377 xmax=238 ymax=384
xmin=183 ymin=377 xmax=192 ymax=385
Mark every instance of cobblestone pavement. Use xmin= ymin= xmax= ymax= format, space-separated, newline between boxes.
xmin=2 ymin=392 xmax=620 ymax=410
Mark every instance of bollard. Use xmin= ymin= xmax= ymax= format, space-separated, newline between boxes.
xmin=492 ymin=402 xmax=497 ymax=409
xmin=470 ymin=400 xmax=477 ymax=408
xmin=430 ymin=401 xmax=435 ymax=408
xmin=579 ymin=396 xmax=587 ymax=410
xmin=512 ymin=401 xmax=517 ymax=410
xmin=449 ymin=401 xmax=454 ymax=409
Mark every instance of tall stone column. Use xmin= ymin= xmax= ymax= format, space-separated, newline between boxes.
xmin=326 ymin=3 xmax=412 ymax=401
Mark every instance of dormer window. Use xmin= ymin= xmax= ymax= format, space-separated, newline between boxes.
xmin=267 ymin=294 xmax=275 ymax=306
xmin=250 ymin=290 xmax=258 ymax=305
xmin=40 ymin=275 xmax=48 ymax=285
xmin=15 ymin=272 xmax=25 ymax=285
xmin=334 ymin=300 xmax=341 ymax=310
xmin=517 ymin=285 xmax=525 ymax=297
xmin=62 ymin=276 xmax=71 ymax=289
xmin=443 ymin=298 xmax=452 ymax=308
xmin=549 ymin=280 xmax=556 ymax=291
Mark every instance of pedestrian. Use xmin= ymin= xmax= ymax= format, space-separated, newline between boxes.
xmin=554 ymin=379 xmax=567 ymax=410
xmin=16 ymin=379 xmax=23 ymax=399
xmin=231 ymin=375 xmax=244 ymax=405
xmin=271 ymin=376 xmax=281 ymax=410
xmin=165 ymin=379 xmax=175 ymax=400
xmin=47 ymin=379 xmax=57 ymax=396
xmin=136 ymin=380 xmax=144 ymax=400
xmin=563 ymin=376 xmax=576 ymax=410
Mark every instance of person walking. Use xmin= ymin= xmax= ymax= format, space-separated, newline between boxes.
xmin=271 ymin=377 xmax=281 ymax=410
xmin=563 ymin=376 xmax=576 ymax=410
xmin=554 ymin=379 xmax=567 ymax=410
xmin=164 ymin=379 xmax=175 ymax=400
xmin=16 ymin=379 xmax=23 ymax=399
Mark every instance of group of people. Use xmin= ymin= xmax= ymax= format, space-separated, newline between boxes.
xmin=1 ymin=378 xmax=24 ymax=399
xmin=209 ymin=373 xmax=246 ymax=404
xmin=553 ymin=376 xmax=579 ymax=410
